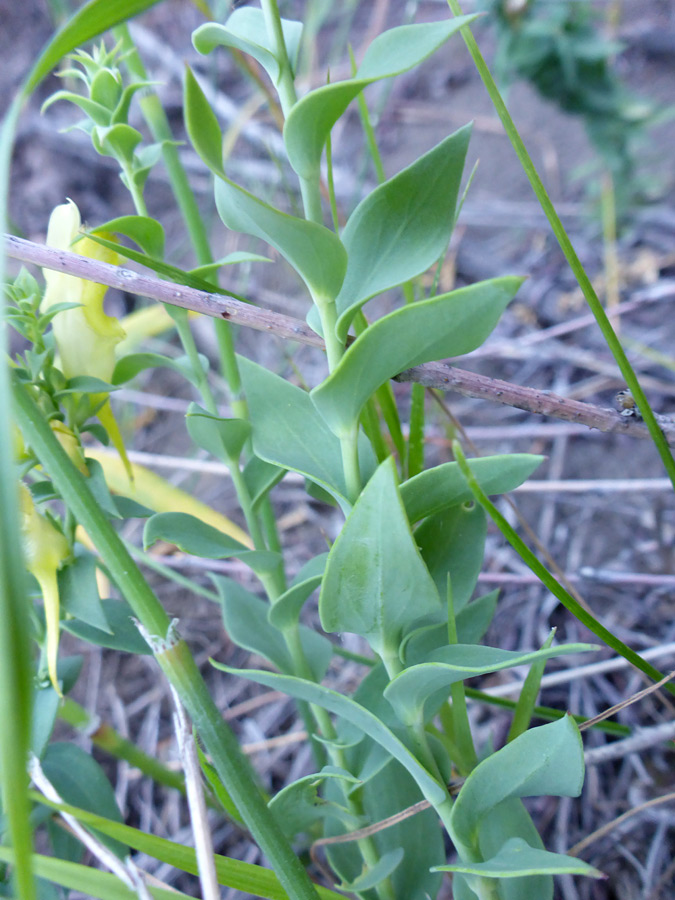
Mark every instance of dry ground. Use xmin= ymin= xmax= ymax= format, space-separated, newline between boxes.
xmin=4 ymin=1 xmax=675 ymax=898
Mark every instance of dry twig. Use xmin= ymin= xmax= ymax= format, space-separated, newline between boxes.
xmin=5 ymin=233 xmax=675 ymax=445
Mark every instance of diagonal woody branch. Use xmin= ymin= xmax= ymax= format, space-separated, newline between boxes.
xmin=5 ymin=233 xmax=674 ymax=446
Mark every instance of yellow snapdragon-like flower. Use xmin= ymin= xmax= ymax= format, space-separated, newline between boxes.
xmin=41 ymin=200 xmax=132 ymax=480
xmin=42 ymin=200 xmax=124 ymax=381
xmin=19 ymin=483 xmax=70 ymax=696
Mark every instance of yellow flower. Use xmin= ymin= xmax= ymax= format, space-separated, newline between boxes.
xmin=42 ymin=200 xmax=125 ymax=382
xmin=41 ymin=200 xmax=132 ymax=481
xmin=19 ymin=483 xmax=70 ymax=696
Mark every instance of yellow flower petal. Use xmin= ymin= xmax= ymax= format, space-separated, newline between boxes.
xmin=19 ymin=484 xmax=69 ymax=696
xmin=42 ymin=202 xmax=125 ymax=382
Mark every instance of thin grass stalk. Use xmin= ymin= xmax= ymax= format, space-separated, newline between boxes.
xmin=446 ymin=0 xmax=675 ymax=490
xmin=11 ymin=379 xmax=321 ymax=900
xmin=452 ymin=439 xmax=675 ymax=698
xmin=0 ymin=94 xmax=37 ymax=900
xmin=114 ymin=24 xmax=213 ymax=265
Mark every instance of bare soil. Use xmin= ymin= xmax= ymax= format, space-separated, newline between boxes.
xmin=4 ymin=2 xmax=675 ymax=899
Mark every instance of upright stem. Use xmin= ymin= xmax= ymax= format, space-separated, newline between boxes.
xmin=446 ymin=0 xmax=675 ymax=490
xmin=172 ymin=312 xmax=286 ymax=596
xmin=260 ymin=0 xmax=323 ymax=227
xmin=12 ymin=380 xmax=320 ymax=900
xmin=114 ymin=25 xmax=213 ymax=265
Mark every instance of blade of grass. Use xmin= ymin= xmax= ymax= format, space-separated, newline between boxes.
xmin=463 ymin=688 xmax=629 ymax=737
xmin=507 ymin=629 xmax=555 ymax=743
xmin=26 ymin=795 xmax=345 ymax=899
xmin=12 ymin=380 xmax=321 ymax=900
xmin=452 ymin=440 xmax=675 ymax=698
xmin=446 ymin=1 xmax=675 ymax=490
xmin=0 ymin=94 xmax=37 ymax=900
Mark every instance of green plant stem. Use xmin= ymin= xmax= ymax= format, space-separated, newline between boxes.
xmin=171 ymin=309 xmax=287 ymax=594
xmin=435 ymin=795 xmax=500 ymax=900
xmin=172 ymin=308 xmax=215 ymax=411
xmin=122 ymin=162 xmax=148 ymax=217
xmin=601 ymin=170 xmax=620 ymax=319
xmin=58 ymin=698 xmax=187 ymax=795
xmin=410 ymin=716 xmax=444 ymax=785
xmin=12 ymin=379 xmax=321 ymax=900
xmin=260 ymin=0 xmax=296 ymax=116
xmin=317 ymin=299 xmax=344 ymax=373
xmin=114 ymin=25 xmax=213 ymax=265
xmin=407 ymin=383 xmax=426 ymax=478
xmin=325 ymin=130 xmax=340 ymax=233
xmin=507 ymin=629 xmax=555 ymax=743
xmin=446 ymin=0 xmax=675 ymax=490
xmin=452 ymin=440 xmax=675 ymax=698
xmin=280 ymin=624 xmax=395 ymax=900
xmin=114 ymin=25 xmax=251 ymax=427
xmin=0 ymin=96 xmax=36 ymax=900
xmin=339 ymin=426 xmax=362 ymax=505
xmin=260 ymin=0 xmax=322 ymax=225
xmin=445 ymin=582 xmax=477 ymax=772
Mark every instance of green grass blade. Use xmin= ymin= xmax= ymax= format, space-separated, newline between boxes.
xmin=11 ymin=381 xmax=321 ymax=900
xmin=453 ymin=441 xmax=675 ymax=698
xmin=26 ymin=795 xmax=345 ymax=899
xmin=446 ymin=1 xmax=675 ymax=490
xmin=0 ymin=96 xmax=37 ymax=900
xmin=506 ymin=629 xmax=555 ymax=743
xmin=0 ymin=845 xmax=192 ymax=900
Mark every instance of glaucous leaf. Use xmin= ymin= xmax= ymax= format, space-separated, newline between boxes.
xmin=42 ymin=742 xmax=127 ymax=858
xmin=61 ymin=598 xmax=152 ymax=655
xmin=449 ymin=717 xmax=585 ymax=852
xmin=214 ymin=177 xmax=346 ymax=305
xmin=209 ymin=662 xmax=447 ymax=805
xmin=268 ymin=573 xmax=324 ymax=630
xmin=334 ymin=125 xmax=472 ymax=341
xmin=238 ymin=355 xmax=375 ymax=510
xmin=319 ymin=457 xmax=441 ymax=663
xmin=268 ymin=770 xmax=360 ymax=838
xmin=339 ymin=849 xmax=404 ymax=893
xmin=453 ymin=797 xmax=551 ymax=900
xmin=93 ymin=123 xmax=142 ymax=164
xmin=58 ymin=552 xmax=110 ymax=632
xmin=183 ymin=65 xmax=226 ymax=178
xmin=91 ymin=216 xmax=165 ymax=258
xmin=23 ymin=0 xmax=164 ymax=95
xmin=435 ymin=836 xmax=603 ymax=879
xmin=143 ymin=512 xmax=279 ymax=577
xmin=186 ymin=403 xmax=250 ymax=463
xmin=32 ymin=657 xmax=82 ymax=758
xmin=312 ymin=277 xmax=522 ymax=436
xmin=112 ymin=352 xmax=208 ymax=388
xmin=456 ymin=590 xmax=499 ymax=644
xmin=242 ymin=455 xmax=286 ymax=509
xmin=384 ymin=643 xmax=594 ymax=725
xmin=211 ymin=575 xmax=331 ymax=682
xmin=327 ymin=761 xmax=444 ymax=900
xmin=193 ymin=8 xmax=303 ymax=84
xmin=415 ymin=502 xmax=487 ymax=613
xmin=401 ymin=454 xmax=544 ymax=524
xmin=283 ymin=15 xmax=477 ymax=179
